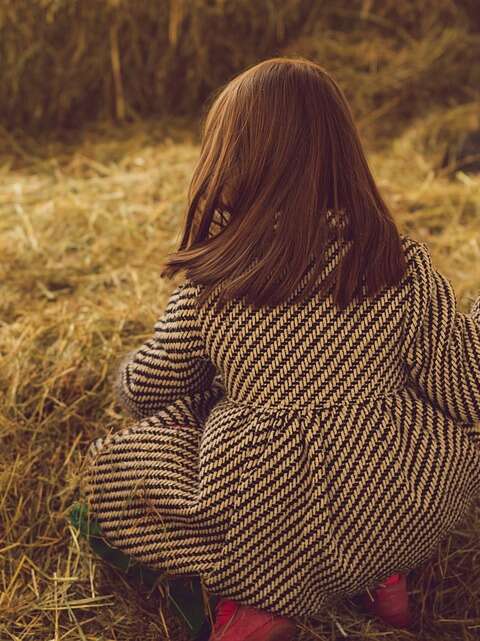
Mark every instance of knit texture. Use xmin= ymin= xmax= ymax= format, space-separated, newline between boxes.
xmin=83 ymin=233 xmax=480 ymax=620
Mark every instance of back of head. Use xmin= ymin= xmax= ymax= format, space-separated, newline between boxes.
xmin=162 ymin=57 xmax=407 ymax=311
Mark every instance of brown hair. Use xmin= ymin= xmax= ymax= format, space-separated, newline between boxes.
xmin=161 ymin=57 xmax=407 ymax=311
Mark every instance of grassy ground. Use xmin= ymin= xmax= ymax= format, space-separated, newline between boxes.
xmin=1 ymin=115 xmax=480 ymax=641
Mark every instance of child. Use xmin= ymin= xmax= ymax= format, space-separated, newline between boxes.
xmin=83 ymin=58 xmax=480 ymax=640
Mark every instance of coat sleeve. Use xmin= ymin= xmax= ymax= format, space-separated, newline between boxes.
xmin=115 ymin=279 xmax=218 ymax=420
xmin=402 ymin=240 xmax=480 ymax=426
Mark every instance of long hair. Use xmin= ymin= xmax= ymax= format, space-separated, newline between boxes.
xmin=161 ymin=57 xmax=407 ymax=311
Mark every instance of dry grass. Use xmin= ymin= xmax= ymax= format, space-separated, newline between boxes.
xmin=1 ymin=0 xmax=478 ymax=135
xmin=1 ymin=114 xmax=480 ymax=640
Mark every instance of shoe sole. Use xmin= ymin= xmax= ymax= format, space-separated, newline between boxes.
xmin=362 ymin=588 xmax=411 ymax=629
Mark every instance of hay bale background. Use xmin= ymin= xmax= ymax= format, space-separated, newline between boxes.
xmin=0 ymin=0 xmax=479 ymax=138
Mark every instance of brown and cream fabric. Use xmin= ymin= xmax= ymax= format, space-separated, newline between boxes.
xmin=83 ymin=232 xmax=480 ymax=620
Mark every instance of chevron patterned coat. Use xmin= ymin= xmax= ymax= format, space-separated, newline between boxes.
xmin=83 ymin=232 xmax=480 ymax=619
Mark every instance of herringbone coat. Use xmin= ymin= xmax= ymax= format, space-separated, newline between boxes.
xmin=84 ymin=227 xmax=480 ymax=619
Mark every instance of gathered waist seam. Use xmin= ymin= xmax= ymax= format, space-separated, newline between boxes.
xmin=223 ymin=385 xmax=408 ymax=416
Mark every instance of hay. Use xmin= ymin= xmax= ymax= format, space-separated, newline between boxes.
xmin=1 ymin=109 xmax=480 ymax=639
xmin=0 ymin=0 xmax=479 ymax=136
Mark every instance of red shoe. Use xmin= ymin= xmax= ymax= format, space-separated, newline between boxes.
xmin=363 ymin=574 xmax=411 ymax=628
xmin=208 ymin=598 xmax=297 ymax=641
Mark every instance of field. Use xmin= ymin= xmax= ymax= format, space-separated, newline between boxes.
xmin=1 ymin=112 xmax=480 ymax=641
